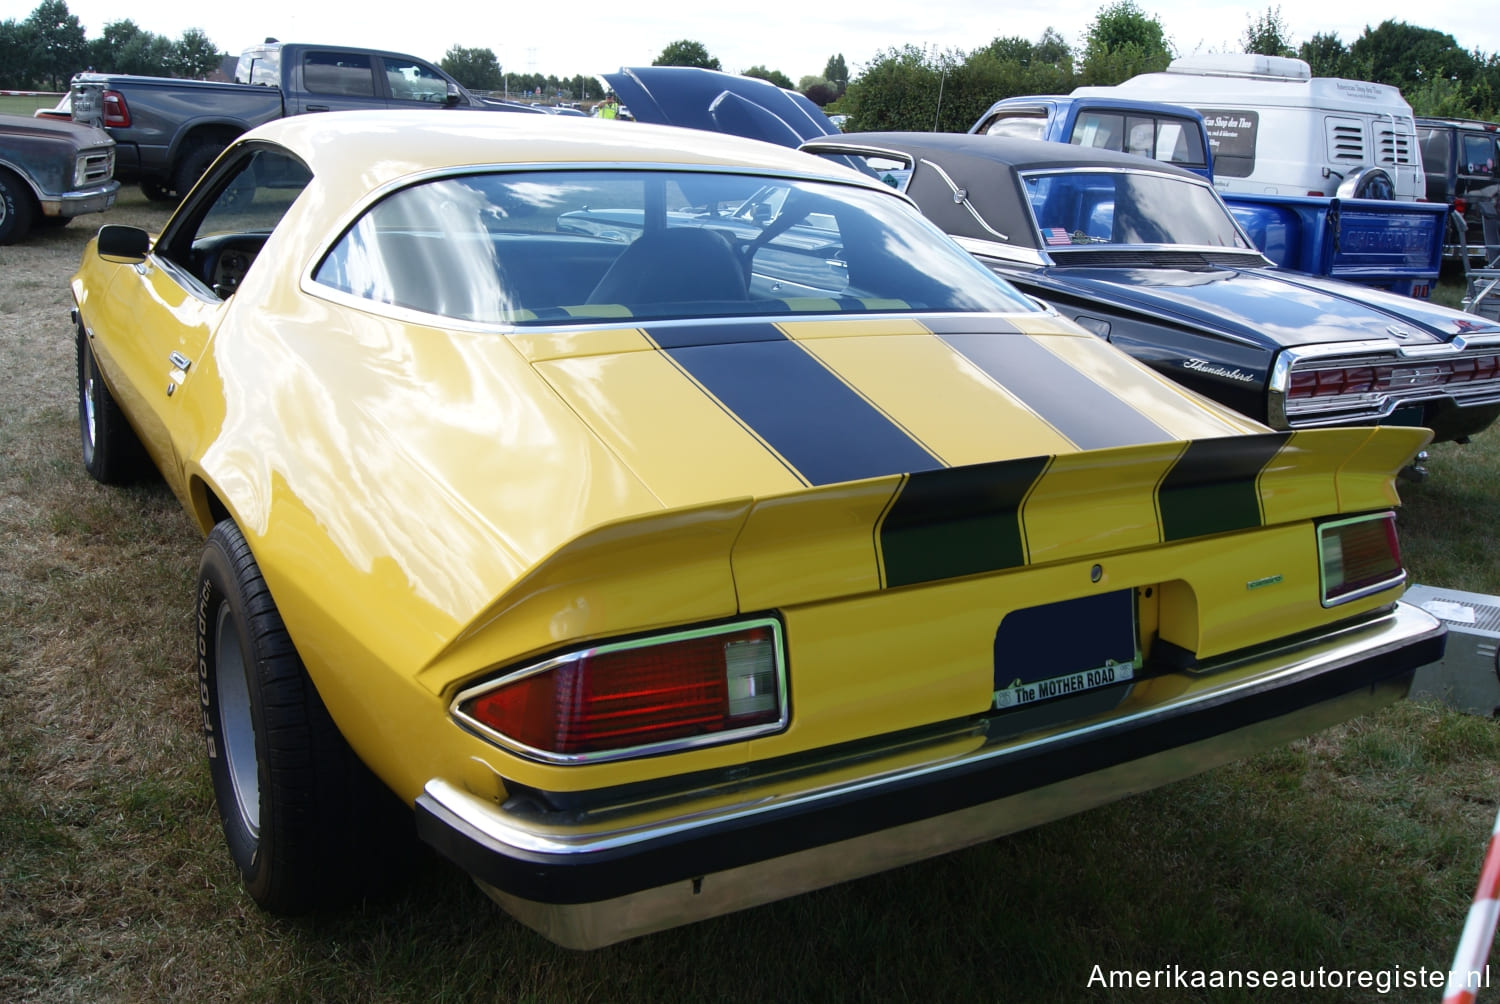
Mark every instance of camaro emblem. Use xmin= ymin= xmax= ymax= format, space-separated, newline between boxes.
xmin=1246 ymin=574 xmax=1284 ymax=591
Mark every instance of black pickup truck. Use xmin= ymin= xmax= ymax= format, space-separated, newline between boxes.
xmin=70 ymin=41 xmax=531 ymax=202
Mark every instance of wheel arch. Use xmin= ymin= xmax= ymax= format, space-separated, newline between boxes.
xmin=187 ymin=474 xmax=239 ymax=536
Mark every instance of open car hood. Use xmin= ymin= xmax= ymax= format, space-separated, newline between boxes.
xmin=602 ymin=67 xmax=837 ymax=146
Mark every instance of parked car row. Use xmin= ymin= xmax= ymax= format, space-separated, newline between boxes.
xmin=610 ymin=68 xmax=1500 ymax=450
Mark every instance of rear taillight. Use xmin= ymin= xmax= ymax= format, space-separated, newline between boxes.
xmin=1286 ymin=356 xmax=1500 ymax=402
xmin=1318 ymin=513 xmax=1404 ymax=606
xmin=1454 ymin=197 xmax=1468 ymax=215
xmin=102 ymin=90 xmax=129 ymax=128
xmin=454 ymin=619 xmax=787 ymax=763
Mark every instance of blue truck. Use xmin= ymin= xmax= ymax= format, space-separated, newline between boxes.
xmin=969 ymin=94 xmax=1446 ymax=298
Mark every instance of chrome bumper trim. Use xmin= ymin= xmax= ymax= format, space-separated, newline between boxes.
xmin=417 ymin=601 xmax=1443 ymax=947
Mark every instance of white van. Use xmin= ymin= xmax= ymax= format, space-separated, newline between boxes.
xmin=1074 ymin=54 xmax=1424 ymax=200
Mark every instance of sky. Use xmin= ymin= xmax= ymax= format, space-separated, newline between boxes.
xmin=20 ymin=0 xmax=1500 ymax=85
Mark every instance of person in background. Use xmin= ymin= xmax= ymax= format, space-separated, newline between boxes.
xmin=596 ymin=94 xmax=619 ymax=120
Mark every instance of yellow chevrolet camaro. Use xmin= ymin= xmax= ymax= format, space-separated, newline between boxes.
xmin=71 ymin=110 xmax=1445 ymax=948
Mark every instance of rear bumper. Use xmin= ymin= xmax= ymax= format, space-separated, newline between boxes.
xmin=416 ymin=601 xmax=1444 ymax=948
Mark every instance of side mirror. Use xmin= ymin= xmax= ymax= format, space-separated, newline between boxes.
xmin=444 ymin=85 xmax=462 ymax=109
xmin=96 ymin=224 xmax=150 ymax=262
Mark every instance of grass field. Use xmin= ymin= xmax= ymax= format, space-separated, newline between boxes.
xmin=1 ymin=189 xmax=1497 ymax=1002
xmin=0 ymin=93 xmax=67 ymax=117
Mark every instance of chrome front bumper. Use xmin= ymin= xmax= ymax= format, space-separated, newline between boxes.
xmin=416 ymin=601 xmax=1444 ymax=948
xmin=40 ymin=179 xmax=120 ymax=219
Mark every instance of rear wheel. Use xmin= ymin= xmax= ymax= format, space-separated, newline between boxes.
xmin=172 ymin=142 xmax=225 ymax=202
xmin=0 ymin=167 xmax=35 ymax=245
xmin=197 ymin=521 xmax=412 ymax=913
xmin=139 ymin=179 xmax=176 ymax=203
xmin=76 ymin=324 xmax=147 ymax=484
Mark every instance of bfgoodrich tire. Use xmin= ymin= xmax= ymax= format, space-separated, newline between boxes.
xmin=76 ymin=324 xmax=148 ymax=485
xmin=197 ymin=521 xmax=412 ymax=913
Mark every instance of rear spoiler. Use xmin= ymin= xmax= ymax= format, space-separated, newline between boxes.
xmin=418 ymin=425 xmax=1429 ymax=690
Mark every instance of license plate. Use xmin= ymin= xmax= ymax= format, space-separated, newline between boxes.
xmin=992 ymin=589 xmax=1140 ymax=710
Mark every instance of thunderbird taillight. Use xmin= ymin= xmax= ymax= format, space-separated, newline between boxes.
xmin=453 ymin=619 xmax=787 ymax=763
xmin=1318 ymin=513 xmax=1405 ymax=606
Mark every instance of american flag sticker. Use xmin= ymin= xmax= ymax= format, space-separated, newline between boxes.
xmin=1045 ymin=227 xmax=1071 ymax=246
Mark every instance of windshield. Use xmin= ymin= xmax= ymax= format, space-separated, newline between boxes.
xmin=313 ymin=169 xmax=1037 ymax=325
xmin=1023 ymin=170 xmax=1250 ymax=250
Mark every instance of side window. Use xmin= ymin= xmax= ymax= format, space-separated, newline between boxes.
xmin=162 ymin=147 xmax=313 ymax=299
xmin=1155 ymin=118 xmax=1207 ymax=168
xmin=302 ymin=52 xmax=376 ymax=97
xmin=983 ymin=114 xmax=1046 ymax=140
xmin=1072 ymin=112 xmax=1125 ymax=152
xmin=383 ymin=58 xmax=453 ymax=104
xmin=1199 ymin=109 xmax=1258 ymax=179
xmin=1125 ymin=116 xmax=1155 ymax=159
xmin=1461 ymin=134 xmax=1496 ymax=176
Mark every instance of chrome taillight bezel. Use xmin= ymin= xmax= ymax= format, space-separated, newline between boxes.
xmin=451 ymin=617 xmax=789 ymax=765
xmin=1317 ymin=511 xmax=1406 ymax=607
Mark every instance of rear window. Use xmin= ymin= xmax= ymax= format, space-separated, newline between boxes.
xmin=313 ymin=169 xmax=1038 ymax=325
xmin=1024 ymin=169 xmax=1249 ymax=249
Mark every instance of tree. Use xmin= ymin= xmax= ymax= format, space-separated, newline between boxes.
xmin=1243 ymin=7 xmax=1295 ymax=58
xmin=743 ymin=65 xmax=794 ymax=89
xmin=441 ymin=45 xmax=503 ymax=91
xmin=26 ymin=0 xmax=88 ymax=90
xmin=1298 ymin=32 xmax=1350 ymax=78
xmin=1033 ymin=28 xmax=1073 ymax=67
xmin=1347 ymin=20 xmax=1477 ymax=97
xmin=170 ymin=28 xmax=221 ymax=80
xmin=823 ymin=53 xmax=848 ymax=94
xmin=0 ymin=19 xmax=35 ymax=89
xmin=653 ymin=39 xmax=720 ymax=70
xmin=1079 ymin=1 xmax=1173 ymax=86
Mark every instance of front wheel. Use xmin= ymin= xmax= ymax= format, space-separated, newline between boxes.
xmin=0 ymin=167 xmax=36 ymax=245
xmin=197 ymin=521 xmax=411 ymax=913
xmin=76 ymin=323 xmax=147 ymax=484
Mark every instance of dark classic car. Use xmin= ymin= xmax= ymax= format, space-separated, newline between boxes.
xmin=606 ymin=69 xmax=1500 ymax=447
xmin=0 ymin=112 xmax=117 ymax=244
xmin=800 ymin=134 xmax=1500 ymax=445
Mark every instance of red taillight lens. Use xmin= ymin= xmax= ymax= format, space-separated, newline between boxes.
xmin=1454 ymin=197 xmax=1468 ymax=215
xmin=456 ymin=621 xmax=785 ymax=761
xmin=102 ymin=90 xmax=130 ymax=128
xmin=1319 ymin=513 xmax=1404 ymax=606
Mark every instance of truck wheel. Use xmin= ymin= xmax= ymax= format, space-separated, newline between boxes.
xmin=172 ymin=143 xmax=225 ymax=202
xmin=197 ymin=521 xmax=413 ymax=913
xmin=0 ymin=167 xmax=36 ymax=245
xmin=140 ymin=180 xmax=176 ymax=203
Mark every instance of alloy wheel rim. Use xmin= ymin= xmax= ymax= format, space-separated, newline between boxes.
xmin=214 ymin=603 xmax=260 ymax=836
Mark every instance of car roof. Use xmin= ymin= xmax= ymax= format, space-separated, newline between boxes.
xmin=806 ymin=131 xmax=1207 ymax=178
xmin=801 ymin=133 xmax=1214 ymax=251
xmin=243 ymin=109 xmax=889 ymax=199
